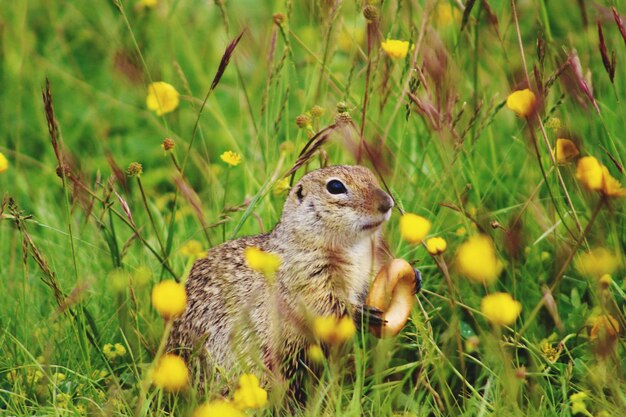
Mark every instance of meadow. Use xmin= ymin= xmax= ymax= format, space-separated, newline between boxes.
xmin=1 ymin=0 xmax=625 ymax=416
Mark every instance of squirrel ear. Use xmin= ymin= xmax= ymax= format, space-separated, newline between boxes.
xmin=295 ymin=185 xmax=304 ymax=203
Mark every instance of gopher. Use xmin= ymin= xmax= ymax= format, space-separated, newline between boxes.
xmin=167 ymin=165 xmax=417 ymax=401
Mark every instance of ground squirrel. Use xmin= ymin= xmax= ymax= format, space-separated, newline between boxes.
xmin=167 ymin=165 xmax=417 ymax=399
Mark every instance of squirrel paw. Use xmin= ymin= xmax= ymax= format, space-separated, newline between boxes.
xmin=356 ymin=304 xmax=387 ymax=327
xmin=414 ymin=268 xmax=422 ymax=294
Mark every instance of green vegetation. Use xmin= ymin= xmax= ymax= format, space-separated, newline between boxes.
xmin=1 ymin=0 xmax=625 ymax=416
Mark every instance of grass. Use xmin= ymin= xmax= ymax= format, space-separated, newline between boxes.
xmin=1 ymin=0 xmax=625 ymax=416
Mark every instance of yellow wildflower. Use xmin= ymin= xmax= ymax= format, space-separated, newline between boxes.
xmin=336 ymin=316 xmax=357 ymax=340
xmin=576 ymin=156 xmax=604 ymax=191
xmin=464 ymin=336 xmax=479 ymax=353
xmin=56 ymin=392 xmax=72 ymax=408
xmin=435 ymin=3 xmax=461 ymax=27
xmin=545 ymin=116 xmax=562 ymax=131
xmin=232 ymin=374 xmax=268 ymax=410
xmin=51 ymin=372 xmax=66 ymax=384
xmin=114 ymin=343 xmax=126 ymax=357
xmin=399 ymin=213 xmax=431 ymax=244
xmin=313 ymin=316 xmax=336 ymax=342
xmin=273 ymin=177 xmax=291 ymax=196
xmin=506 ymin=89 xmax=537 ymax=117
xmin=146 ymin=82 xmax=180 ymax=116
xmin=337 ymin=25 xmax=365 ymax=53
xmin=599 ymin=274 xmax=612 ymax=289
xmin=307 ymin=344 xmax=325 ymax=363
xmin=455 ymin=226 xmax=467 ymax=237
xmin=381 ymin=39 xmax=410 ymax=59
xmin=6 ymin=369 xmax=18 ymax=384
xmin=313 ymin=315 xmax=356 ymax=344
xmin=103 ymin=343 xmax=127 ymax=360
xmin=220 ymin=151 xmax=242 ymax=167
xmin=193 ymin=401 xmax=245 ymax=417
xmin=425 ymin=236 xmax=447 ymax=255
xmin=456 ymin=234 xmax=503 ymax=285
xmin=575 ymin=156 xmax=626 ymax=197
xmin=588 ymin=314 xmax=620 ymax=341
xmin=179 ymin=240 xmax=206 ymax=260
xmin=554 ymin=138 xmax=579 ymax=164
xmin=575 ymin=247 xmax=620 ymax=279
xmin=480 ymin=292 xmax=522 ymax=326
xmin=151 ymin=354 xmax=189 ymax=391
xmin=137 ymin=0 xmax=157 ymax=8
xmin=600 ymin=165 xmax=626 ymax=197
xmin=0 ymin=152 xmax=8 ymax=173
xmin=570 ymin=392 xmax=591 ymax=416
xmin=540 ymin=340 xmax=563 ymax=363
xmin=151 ymin=280 xmax=187 ymax=320
xmin=244 ymin=247 xmax=281 ymax=280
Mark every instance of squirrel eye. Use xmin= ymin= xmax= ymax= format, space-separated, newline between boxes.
xmin=326 ymin=179 xmax=347 ymax=195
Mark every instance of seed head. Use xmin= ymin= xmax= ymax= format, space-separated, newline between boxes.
xmin=162 ymin=137 xmax=175 ymax=151
xmin=127 ymin=162 xmax=143 ymax=177
xmin=363 ymin=5 xmax=379 ymax=21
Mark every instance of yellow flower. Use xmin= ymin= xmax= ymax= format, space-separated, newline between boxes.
xmin=506 ymin=89 xmax=536 ymax=117
xmin=576 ymin=156 xmax=603 ymax=191
xmin=151 ymin=280 xmax=187 ymax=320
xmin=336 ymin=316 xmax=357 ymax=340
xmin=232 ymin=374 xmax=268 ymax=410
xmin=425 ymin=236 xmax=447 ymax=255
xmin=273 ymin=177 xmax=291 ymax=196
xmin=480 ymin=292 xmax=522 ymax=326
xmin=151 ymin=354 xmax=189 ymax=391
xmin=435 ymin=3 xmax=461 ymax=27
xmin=399 ymin=213 xmax=432 ymax=244
xmin=103 ymin=343 xmax=127 ymax=360
xmin=137 ymin=0 xmax=157 ymax=8
xmin=456 ymin=234 xmax=503 ymax=284
xmin=381 ymin=39 xmax=410 ymax=59
xmin=540 ymin=340 xmax=563 ymax=363
xmin=0 ymin=152 xmax=8 ymax=173
xmin=313 ymin=315 xmax=356 ymax=344
xmin=193 ymin=401 xmax=245 ymax=417
xmin=570 ymin=391 xmax=591 ymax=416
xmin=554 ymin=138 xmax=579 ymax=164
xmin=114 ymin=343 xmax=126 ymax=357
xmin=244 ymin=247 xmax=281 ymax=281
xmin=600 ymin=165 xmax=626 ymax=197
xmin=220 ymin=151 xmax=242 ymax=167
xmin=179 ymin=240 xmax=206 ymax=260
xmin=575 ymin=247 xmax=620 ymax=279
xmin=307 ymin=344 xmax=325 ymax=363
xmin=588 ymin=314 xmax=620 ymax=341
xmin=545 ymin=116 xmax=562 ymax=131
xmin=575 ymin=156 xmax=626 ymax=197
xmin=146 ymin=82 xmax=180 ymax=116
xmin=599 ymin=274 xmax=612 ymax=289
xmin=56 ymin=392 xmax=72 ymax=408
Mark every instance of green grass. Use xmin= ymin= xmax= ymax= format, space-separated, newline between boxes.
xmin=1 ymin=0 xmax=625 ymax=416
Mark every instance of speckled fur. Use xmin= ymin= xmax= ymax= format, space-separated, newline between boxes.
xmin=167 ymin=165 xmax=393 ymax=397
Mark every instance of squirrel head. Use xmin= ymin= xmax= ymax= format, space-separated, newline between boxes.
xmin=280 ymin=165 xmax=394 ymax=246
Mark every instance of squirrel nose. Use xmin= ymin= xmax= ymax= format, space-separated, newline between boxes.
xmin=375 ymin=189 xmax=394 ymax=213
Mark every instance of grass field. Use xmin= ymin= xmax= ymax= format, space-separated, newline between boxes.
xmin=1 ymin=0 xmax=625 ymax=416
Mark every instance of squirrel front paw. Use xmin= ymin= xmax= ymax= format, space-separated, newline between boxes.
xmin=354 ymin=304 xmax=387 ymax=328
